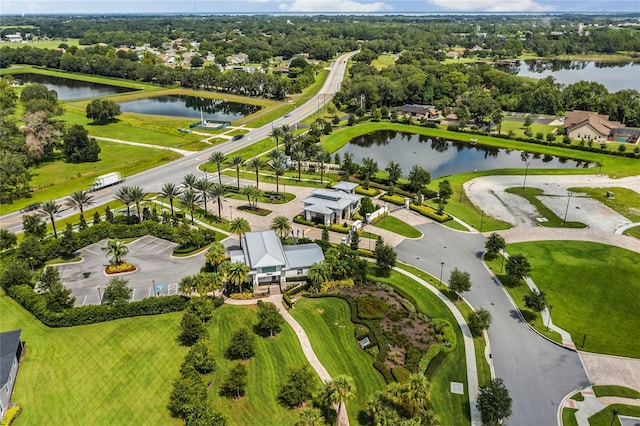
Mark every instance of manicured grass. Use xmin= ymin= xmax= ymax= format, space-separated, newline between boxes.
xmin=0 ymin=293 xmax=185 ymax=425
xmin=373 ymin=216 xmax=422 ymax=238
xmin=484 ymin=253 xmax=564 ymax=344
xmin=569 ymin=187 xmax=640 ymax=223
xmin=207 ymin=305 xmax=312 ymax=426
xmin=1 ymin=38 xmax=81 ymax=49
xmin=5 ymin=142 xmax=180 ymax=214
xmin=624 ymin=227 xmax=640 ymax=239
xmin=507 ymin=241 xmax=640 ymax=358
xmin=588 ymin=404 xmax=640 ymax=426
xmin=505 ymin=187 xmax=587 ymax=228
xmin=222 ymin=170 xmax=333 ymax=189
xmin=290 ymin=297 xmax=386 ymax=423
xmin=237 ymin=205 xmax=272 ymax=216
xmin=563 ymin=408 xmax=579 ymax=426
xmin=592 ymin=385 xmax=640 ymax=399
xmin=376 ymin=269 xmax=471 ymax=426
xmin=371 ymin=54 xmax=396 ymax=70
xmin=500 ymin=119 xmax=555 ymax=140
xmin=571 ymin=391 xmax=585 ymax=401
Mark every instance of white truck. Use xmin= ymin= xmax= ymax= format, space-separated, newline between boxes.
xmin=89 ymin=172 xmax=124 ymax=191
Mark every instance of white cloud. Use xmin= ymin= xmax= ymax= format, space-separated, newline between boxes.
xmin=428 ymin=0 xmax=555 ymax=12
xmin=281 ymin=0 xmax=392 ymax=12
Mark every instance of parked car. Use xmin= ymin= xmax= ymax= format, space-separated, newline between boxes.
xmin=231 ymin=134 xmax=244 ymax=141
xmin=20 ymin=203 xmax=41 ymax=213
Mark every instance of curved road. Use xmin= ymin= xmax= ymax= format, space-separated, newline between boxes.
xmin=0 ymin=50 xmax=358 ymax=233
xmin=396 ymin=223 xmax=590 ymax=426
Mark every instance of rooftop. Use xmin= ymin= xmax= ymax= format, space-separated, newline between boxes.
xmin=0 ymin=329 xmax=21 ymax=387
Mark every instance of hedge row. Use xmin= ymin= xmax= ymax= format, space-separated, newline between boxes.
xmin=292 ymin=215 xmax=351 ymax=234
xmin=8 ymin=284 xmax=187 ymax=327
xmin=380 ymin=195 xmax=452 ymax=223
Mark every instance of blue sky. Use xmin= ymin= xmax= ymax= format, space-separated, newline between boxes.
xmin=1 ymin=0 xmax=639 ymax=15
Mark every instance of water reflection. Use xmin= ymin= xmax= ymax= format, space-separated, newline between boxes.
xmin=11 ymin=73 xmax=135 ymax=100
xmin=336 ymin=130 xmax=592 ymax=179
xmin=119 ymin=95 xmax=261 ymax=121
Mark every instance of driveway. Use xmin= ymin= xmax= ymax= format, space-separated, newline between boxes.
xmin=55 ymin=235 xmax=206 ymax=305
xmin=396 ymin=223 xmax=590 ymax=426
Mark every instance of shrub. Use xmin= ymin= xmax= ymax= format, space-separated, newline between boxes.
xmin=409 ymin=203 xmax=452 ymax=223
xmin=230 ymin=292 xmax=253 ymax=300
xmin=355 ymin=186 xmax=380 ymax=197
xmin=391 ymin=367 xmax=412 ymax=383
xmin=357 ymin=296 xmax=389 ymax=320
xmin=105 ymin=262 xmax=136 ymax=274
xmin=1 ymin=405 xmax=22 ymax=426
xmin=321 ymin=278 xmax=354 ymax=293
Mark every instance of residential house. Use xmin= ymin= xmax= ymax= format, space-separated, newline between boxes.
xmin=396 ymin=104 xmax=441 ymax=120
xmin=227 ymin=53 xmax=249 ymax=65
xmin=302 ymin=181 xmax=362 ymax=226
xmin=228 ymin=230 xmax=324 ymax=288
xmin=4 ymin=33 xmax=23 ymax=43
xmin=0 ymin=330 xmax=24 ymax=422
xmin=564 ymin=110 xmax=627 ymax=142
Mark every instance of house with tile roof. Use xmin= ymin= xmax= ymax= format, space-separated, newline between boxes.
xmin=564 ymin=110 xmax=625 ymax=142
xmin=302 ymin=182 xmax=362 ymax=226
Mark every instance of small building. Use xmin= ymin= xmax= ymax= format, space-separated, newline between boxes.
xmin=564 ymin=110 xmax=625 ymax=142
xmin=303 ymin=181 xmax=362 ymax=226
xmin=5 ymin=34 xmax=23 ymax=43
xmin=229 ymin=230 xmax=324 ymax=289
xmin=0 ymin=330 xmax=24 ymax=422
xmin=227 ymin=53 xmax=248 ymax=64
xmin=396 ymin=104 xmax=441 ymax=120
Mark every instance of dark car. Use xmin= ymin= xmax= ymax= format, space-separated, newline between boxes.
xmin=20 ymin=203 xmax=41 ymax=213
xmin=231 ymin=134 xmax=244 ymax=141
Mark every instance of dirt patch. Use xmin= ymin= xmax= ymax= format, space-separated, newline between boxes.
xmin=580 ymin=352 xmax=640 ymax=391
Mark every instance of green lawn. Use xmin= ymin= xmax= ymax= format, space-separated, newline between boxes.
xmin=1 ymin=38 xmax=81 ymax=49
xmin=592 ymin=385 xmax=640 ymax=399
xmin=371 ymin=54 xmax=396 ymax=70
xmin=375 ymin=270 xmax=471 ymax=426
xmin=588 ymin=404 xmax=640 ymax=426
xmin=563 ymin=408 xmax=579 ymax=426
xmin=4 ymin=142 xmax=180 ymax=215
xmin=505 ymin=187 xmax=587 ymax=228
xmin=507 ymin=241 xmax=640 ymax=358
xmin=207 ymin=305 xmax=313 ymax=426
xmin=290 ymin=297 xmax=387 ymax=423
xmin=0 ymin=293 xmax=185 ymax=425
xmin=373 ymin=216 xmax=422 ymax=238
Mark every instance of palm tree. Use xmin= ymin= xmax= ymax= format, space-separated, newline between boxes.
xmin=228 ymin=155 xmax=245 ymax=191
xmin=180 ymin=188 xmax=201 ymax=224
xmin=291 ymin=144 xmax=305 ymax=182
xmin=327 ymin=375 xmax=356 ymax=426
xmin=207 ymin=183 xmax=226 ymax=219
xmin=270 ymin=216 xmax=291 ymax=239
xmin=66 ymin=190 xmax=94 ymax=221
xmin=114 ymin=186 xmax=133 ymax=217
xmin=271 ymin=126 xmax=283 ymax=149
xmin=406 ymin=373 xmax=431 ymax=416
xmin=160 ymin=182 xmax=182 ymax=216
xmin=360 ymin=157 xmax=378 ymax=190
xmin=240 ymin=185 xmax=254 ymax=209
xmin=385 ymin=161 xmax=402 ymax=190
xmin=315 ymin=148 xmax=330 ymax=184
xmin=229 ymin=217 xmax=251 ymax=248
xmin=205 ymin=242 xmax=227 ymax=271
xmin=182 ymin=173 xmax=198 ymax=190
xmin=208 ymin=151 xmax=226 ymax=185
xmin=271 ymin=158 xmax=286 ymax=195
xmin=308 ymin=261 xmax=330 ymax=292
xmin=226 ymin=261 xmax=250 ymax=293
xmin=282 ymin=129 xmax=295 ymax=155
xmin=269 ymin=148 xmax=285 ymax=162
xmin=195 ymin=178 xmax=214 ymax=217
xmin=40 ymin=200 xmax=60 ymax=238
xmin=298 ymin=407 xmax=322 ymax=426
xmin=128 ymin=186 xmax=146 ymax=218
xmin=246 ymin=157 xmax=265 ymax=189
xmin=102 ymin=239 xmax=129 ymax=265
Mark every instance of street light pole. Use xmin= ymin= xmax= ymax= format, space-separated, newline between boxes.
xmin=439 ymin=262 xmax=445 ymax=286
xmin=563 ymin=192 xmax=573 ymax=225
xmin=480 ymin=210 xmax=484 ymax=232
xmin=97 ymin=287 xmax=102 ymax=304
xmin=522 ymin=161 xmax=531 ymax=189
xmin=229 ymin=205 xmax=233 ymax=220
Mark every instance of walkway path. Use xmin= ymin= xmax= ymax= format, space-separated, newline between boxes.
xmin=393 ymin=266 xmax=483 ymax=426
xmin=563 ymin=387 xmax=640 ymax=426
xmin=224 ymin=294 xmax=349 ymax=425
xmin=93 ymin=136 xmax=196 ymax=156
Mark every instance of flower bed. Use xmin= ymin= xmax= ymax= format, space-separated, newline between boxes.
xmin=105 ymin=262 xmax=137 ymax=274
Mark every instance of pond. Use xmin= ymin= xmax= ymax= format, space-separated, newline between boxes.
xmin=335 ymin=130 xmax=593 ymax=179
xmin=11 ymin=73 xmax=136 ymax=100
xmin=118 ymin=95 xmax=262 ymax=121
xmin=496 ymin=60 xmax=640 ymax=92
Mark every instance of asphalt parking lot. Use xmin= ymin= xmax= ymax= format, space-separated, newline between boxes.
xmin=54 ymin=235 xmax=206 ymax=306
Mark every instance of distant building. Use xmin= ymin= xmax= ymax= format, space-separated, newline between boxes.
xmin=227 ymin=53 xmax=248 ymax=64
xmin=396 ymin=104 xmax=441 ymax=120
xmin=228 ymin=230 xmax=324 ymax=288
xmin=4 ymin=33 xmax=23 ymax=43
xmin=0 ymin=330 xmax=24 ymax=422
xmin=563 ymin=110 xmax=633 ymax=142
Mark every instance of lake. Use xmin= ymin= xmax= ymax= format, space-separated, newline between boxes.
xmin=497 ymin=60 xmax=640 ymax=92
xmin=119 ymin=95 xmax=262 ymax=121
xmin=336 ymin=130 xmax=592 ymax=179
xmin=12 ymin=73 xmax=136 ymax=100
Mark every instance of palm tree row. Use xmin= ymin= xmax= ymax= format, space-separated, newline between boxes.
xmin=114 ymin=185 xmax=147 ymax=218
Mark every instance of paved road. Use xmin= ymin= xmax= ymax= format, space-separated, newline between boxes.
xmin=396 ymin=222 xmax=590 ymax=426
xmin=0 ymin=50 xmax=358 ymax=234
